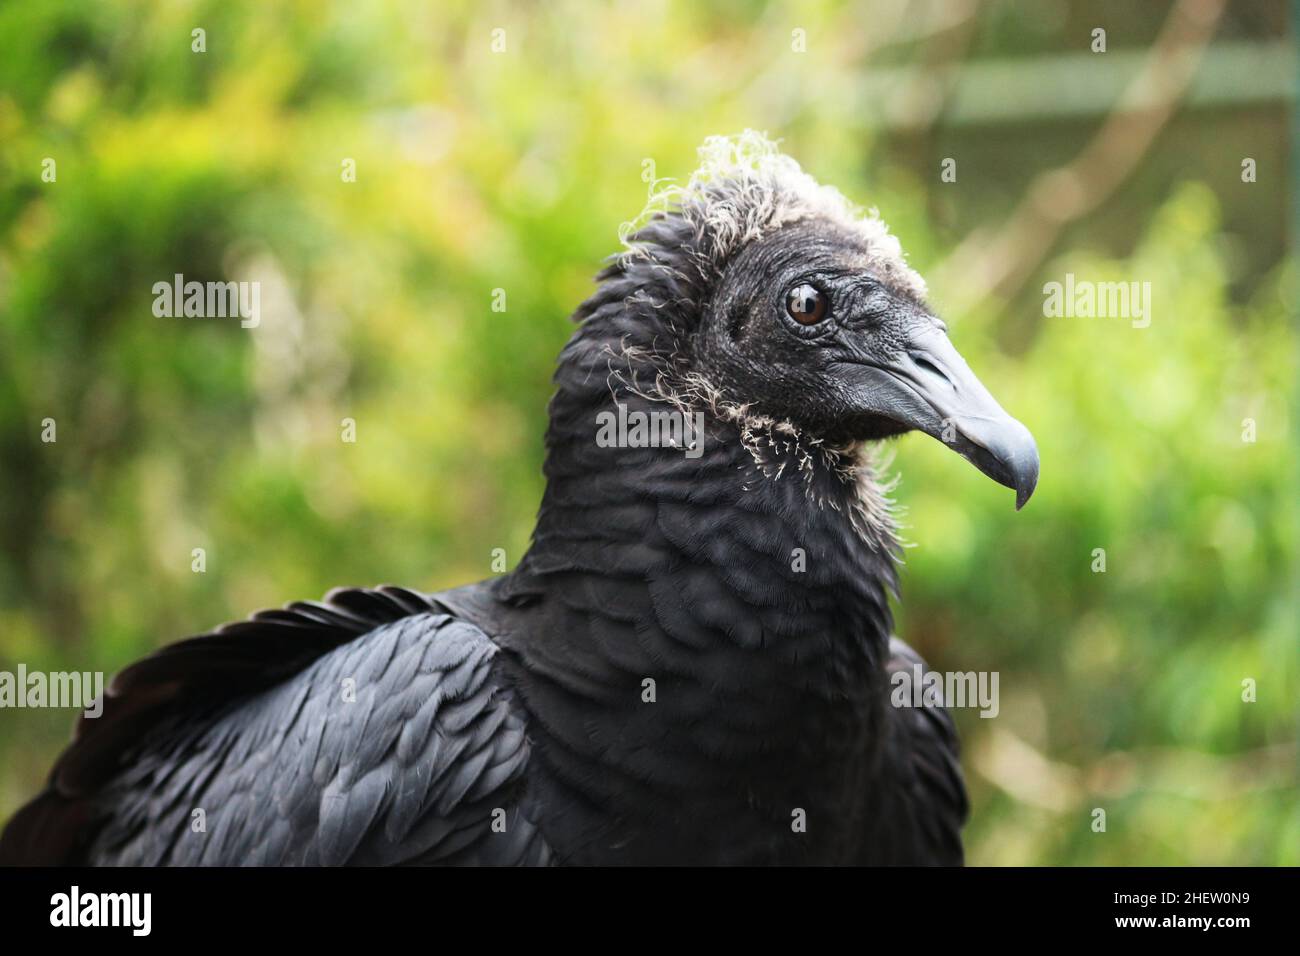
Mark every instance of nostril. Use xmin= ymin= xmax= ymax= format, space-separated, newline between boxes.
xmin=912 ymin=353 xmax=950 ymax=383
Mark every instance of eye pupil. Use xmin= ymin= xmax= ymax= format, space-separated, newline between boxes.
xmin=786 ymin=284 xmax=827 ymax=325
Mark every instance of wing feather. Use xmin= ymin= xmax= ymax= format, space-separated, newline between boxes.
xmin=0 ymin=586 xmax=549 ymax=866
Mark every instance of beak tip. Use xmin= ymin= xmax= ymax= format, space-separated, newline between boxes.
xmin=1012 ymin=452 xmax=1039 ymax=511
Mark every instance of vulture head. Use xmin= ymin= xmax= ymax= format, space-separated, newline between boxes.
xmin=582 ymin=132 xmax=1038 ymax=512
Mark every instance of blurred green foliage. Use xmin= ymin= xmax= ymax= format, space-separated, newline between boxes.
xmin=0 ymin=0 xmax=1294 ymax=864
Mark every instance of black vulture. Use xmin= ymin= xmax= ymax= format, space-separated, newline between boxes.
xmin=0 ymin=132 xmax=1037 ymax=866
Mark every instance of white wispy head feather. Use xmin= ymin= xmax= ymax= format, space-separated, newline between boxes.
xmin=623 ymin=130 xmax=926 ymax=301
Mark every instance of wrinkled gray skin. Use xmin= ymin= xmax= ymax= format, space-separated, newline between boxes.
xmin=695 ymin=220 xmax=1038 ymax=507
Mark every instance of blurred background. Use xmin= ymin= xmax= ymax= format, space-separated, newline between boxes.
xmin=0 ymin=0 xmax=1295 ymax=864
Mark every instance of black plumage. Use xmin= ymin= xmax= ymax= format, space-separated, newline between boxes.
xmin=0 ymin=134 xmax=1037 ymax=866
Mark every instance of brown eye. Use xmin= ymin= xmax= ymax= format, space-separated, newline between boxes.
xmin=786 ymin=284 xmax=828 ymax=325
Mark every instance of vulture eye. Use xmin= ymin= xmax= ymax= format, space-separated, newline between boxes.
xmin=786 ymin=284 xmax=828 ymax=325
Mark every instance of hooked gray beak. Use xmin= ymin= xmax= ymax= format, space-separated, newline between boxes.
xmin=843 ymin=325 xmax=1039 ymax=509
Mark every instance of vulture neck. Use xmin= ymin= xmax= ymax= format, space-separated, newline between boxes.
xmin=517 ymin=343 xmax=900 ymax=665
xmin=494 ymin=294 xmax=903 ymax=861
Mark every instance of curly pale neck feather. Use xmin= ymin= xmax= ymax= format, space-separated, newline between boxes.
xmin=604 ymin=344 xmax=900 ymax=552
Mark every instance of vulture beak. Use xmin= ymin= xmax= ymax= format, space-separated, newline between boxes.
xmin=848 ymin=324 xmax=1040 ymax=509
